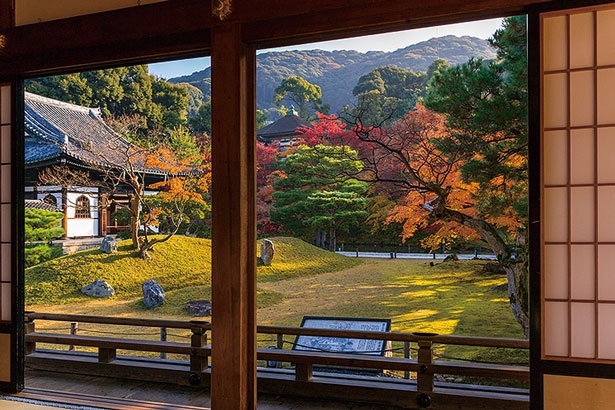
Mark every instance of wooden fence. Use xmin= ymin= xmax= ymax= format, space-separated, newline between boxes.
xmin=24 ymin=312 xmax=529 ymax=409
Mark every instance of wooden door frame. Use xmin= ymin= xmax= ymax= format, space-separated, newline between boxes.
xmin=8 ymin=0 xmax=613 ymax=407
xmin=527 ymin=1 xmax=615 ymax=409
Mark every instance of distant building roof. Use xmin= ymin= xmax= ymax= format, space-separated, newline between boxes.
xmin=25 ymin=199 xmax=60 ymax=212
xmin=24 ymin=92 xmax=160 ymax=174
xmin=256 ymin=113 xmax=311 ymax=142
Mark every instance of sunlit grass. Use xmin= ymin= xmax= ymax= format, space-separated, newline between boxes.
xmin=26 ymin=235 xmax=359 ymax=305
xmin=26 ymin=237 xmax=527 ymax=378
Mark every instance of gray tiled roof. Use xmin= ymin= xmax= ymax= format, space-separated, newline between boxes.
xmin=24 ymin=92 xmax=157 ymax=173
xmin=256 ymin=114 xmax=311 ymax=141
xmin=25 ymin=199 xmax=60 ymax=212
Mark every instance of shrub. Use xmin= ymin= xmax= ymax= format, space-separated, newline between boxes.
xmin=25 ymin=244 xmax=63 ymax=268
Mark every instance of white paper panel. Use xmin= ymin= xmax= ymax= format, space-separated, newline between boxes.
xmin=598 ymin=245 xmax=615 ymax=301
xmin=544 ymin=73 xmax=569 ymax=129
xmin=571 ymin=245 xmax=595 ymax=300
xmin=598 ymin=303 xmax=615 ymax=359
xmin=570 ymin=129 xmax=594 ymax=185
xmin=0 ymin=86 xmax=9 ymax=125
xmin=570 ymin=70 xmax=595 ymax=127
xmin=597 ymin=127 xmax=615 ymax=183
xmin=597 ymin=186 xmax=615 ymax=242
xmin=597 ymin=69 xmax=615 ymax=125
xmin=570 ymin=12 xmax=595 ymax=69
xmin=0 ymin=244 xmax=9 ymax=282
xmin=0 ymin=125 xmax=9 ymax=164
xmin=1 ymin=283 xmax=10 ymax=321
xmin=543 ymin=16 xmax=569 ymax=71
xmin=544 ymin=130 xmax=568 ymax=186
xmin=570 ymin=186 xmax=594 ymax=242
xmin=545 ymin=245 xmax=569 ymax=299
xmin=597 ymin=9 xmax=615 ymax=66
xmin=544 ymin=187 xmax=569 ymax=242
xmin=545 ymin=301 xmax=569 ymax=357
xmin=571 ymin=302 xmax=595 ymax=358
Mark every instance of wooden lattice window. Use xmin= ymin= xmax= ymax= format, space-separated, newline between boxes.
xmin=74 ymin=195 xmax=91 ymax=218
xmin=43 ymin=194 xmax=56 ymax=207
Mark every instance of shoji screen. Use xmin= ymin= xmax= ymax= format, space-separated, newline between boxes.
xmin=542 ymin=5 xmax=615 ymax=363
xmin=0 ymin=82 xmax=14 ymax=390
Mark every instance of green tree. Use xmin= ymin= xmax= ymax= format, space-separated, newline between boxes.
xmin=304 ymin=188 xmax=368 ymax=251
xmin=25 ymin=208 xmax=65 ymax=243
xmin=271 ymin=144 xmax=366 ymax=248
xmin=189 ymin=101 xmax=211 ymax=135
xmin=423 ymin=16 xmax=529 ymax=334
xmin=274 ymin=76 xmax=325 ymax=119
xmin=352 ymin=65 xmax=427 ymax=125
xmin=166 ymin=125 xmax=202 ymax=161
xmin=25 ymin=65 xmax=189 ymax=132
xmin=24 ymin=208 xmax=65 ymax=268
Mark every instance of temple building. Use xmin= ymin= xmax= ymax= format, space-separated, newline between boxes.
xmin=23 ymin=92 xmax=164 ymax=238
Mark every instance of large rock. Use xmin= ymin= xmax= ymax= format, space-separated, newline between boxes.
xmin=260 ymin=239 xmax=275 ymax=266
xmin=100 ymin=235 xmax=118 ymax=254
xmin=142 ymin=279 xmax=165 ymax=308
xmin=81 ymin=280 xmax=114 ymax=298
xmin=186 ymin=300 xmax=212 ymax=316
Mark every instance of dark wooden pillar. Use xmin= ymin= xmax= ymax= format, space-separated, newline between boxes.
xmin=0 ymin=0 xmax=13 ymax=31
xmin=210 ymin=22 xmax=257 ymax=410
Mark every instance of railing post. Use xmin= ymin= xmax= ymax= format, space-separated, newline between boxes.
xmin=276 ymin=333 xmax=284 ymax=368
xmin=404 ymin=341 xmax=410 ymax=379
xmin=190 ymin=325 xmax=208 ymax=372
xmin=69 ymin=322 xmax=78 ymax=351
xmin=99 ymin=348 xmax=116 ymax=363
xmin=417 ymin=339 xmax=434 ymax=392
xmin=160 ymin=327 xmax=167 ymax=359
xmin=24 ymin=316 xmax=35 ymax=355
xmin=295 ymin=362 xmax=313 ymax=382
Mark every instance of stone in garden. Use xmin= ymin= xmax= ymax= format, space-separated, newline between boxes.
xmin=186 ymin=300 xmax=212 ymax=316
xmin=81 ymin=279 xmax=115 ymax=298
xmin=260 ymin=239 xmax=275 ymax=266
xmin=100 ymin=235 xmax=118 ymax=254
xmin=142 ymin=279 xmax=165 ymax=308
xmin=442 ymin=253 xmax=458 ymax=262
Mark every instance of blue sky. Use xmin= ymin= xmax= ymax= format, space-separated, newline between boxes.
xmin=148 ymin=18 xmax=504 ymax=79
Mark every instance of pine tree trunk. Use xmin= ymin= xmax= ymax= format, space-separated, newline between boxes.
xmin=442 ymin=208 xmax=529 ymax=337
xmin=130 ymin=197 xmax=140 ymax=250
xmin=329 ymin=227 xmax=337 ymax=252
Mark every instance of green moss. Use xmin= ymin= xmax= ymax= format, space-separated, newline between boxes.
xmin=26 ymin=236 xmax=357 ymax=305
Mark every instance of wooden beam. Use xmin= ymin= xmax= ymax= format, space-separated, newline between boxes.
xmin=0 ymin=0 xmax=13 ymax=31
xmin=241 ymin=0 xmax=550 ymax=47
xmin=210 ymin=22 xmax=257 ymax=410
xmin=0 ymin=0 xmax=212 ymax=76
xmin=0 ymin=0 xmax=555 ymax=77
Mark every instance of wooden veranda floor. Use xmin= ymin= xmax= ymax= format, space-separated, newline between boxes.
xmin=2 ymin=369 xmax=404 ymax=410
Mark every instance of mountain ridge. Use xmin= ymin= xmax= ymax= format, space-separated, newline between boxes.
xmin=169 ymin=35 xmax=496 ymax=116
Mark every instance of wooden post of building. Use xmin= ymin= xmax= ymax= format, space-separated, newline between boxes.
xmin=160 ymin=327 xmax=167 ymax=359
xmin=190 ymin=325 xmax=208 ymax=372
xmin=417 ymin=339 xmax=434 ymax=392
xmin=69 ymin=322 xmax=78 ymax=351
xmin=24 ymin=317 xmax=35 ymax=356
xmin=404 ymin=341 xmax=410 ymax=379
xmin=211 ymin=22 xmax=257 ymax=410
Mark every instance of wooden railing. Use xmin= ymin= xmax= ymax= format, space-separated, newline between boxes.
xmin=24 ymin=312 xmax=529 ymax=409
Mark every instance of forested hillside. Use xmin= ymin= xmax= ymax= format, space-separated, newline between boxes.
xmin=169 ymin=35 xmax=495 ymax=117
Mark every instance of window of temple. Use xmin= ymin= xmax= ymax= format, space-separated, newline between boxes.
xmin=74 ymin=195 xmax=91 ymax=218
xmin=43 ymin=194 xmax=57 ymax=207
